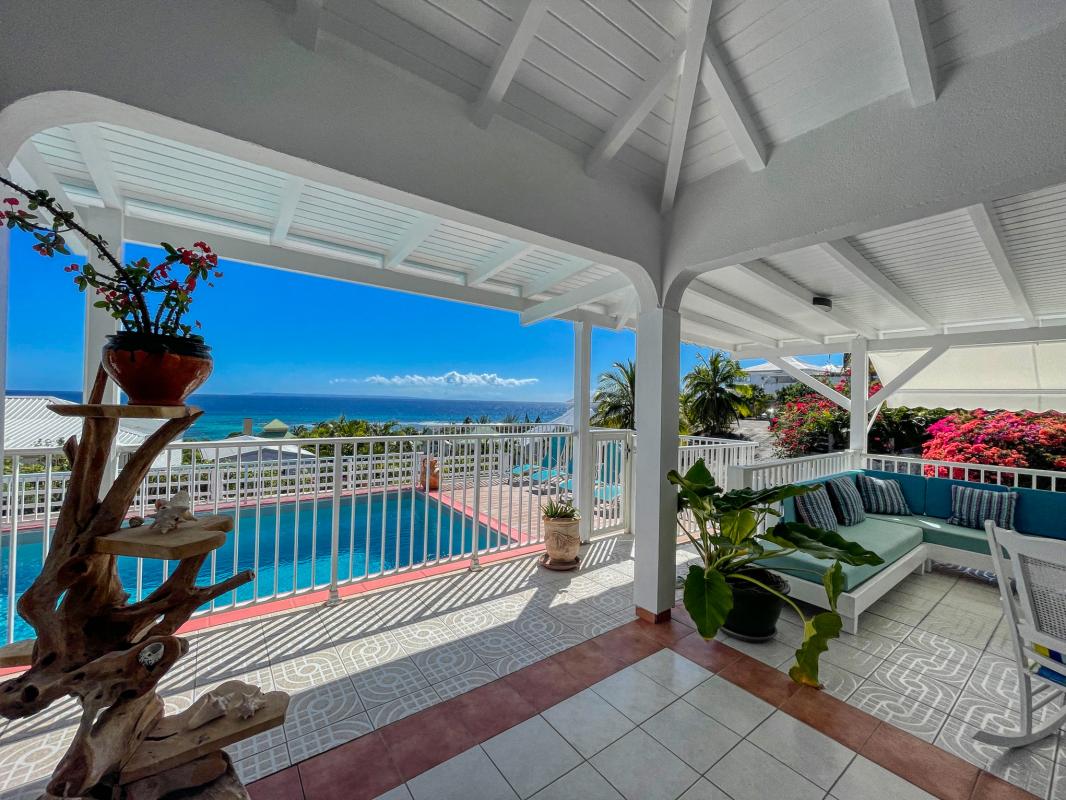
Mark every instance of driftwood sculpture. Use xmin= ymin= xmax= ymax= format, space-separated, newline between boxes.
xmin=0 ymin=373 xmax=288 ymax=799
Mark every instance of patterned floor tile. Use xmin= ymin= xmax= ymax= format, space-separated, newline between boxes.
xmin=391 ymin=619 xmax=459 ymax=654
xmin=466 ymin=624 xmax=541 ymax=660
xmin=233 ymin=743 xmax=291 ymax=784
xmin=367 ymin=686 xmax=441 ymax=728
xmin=0 ymin=726 xmax=76 ymax=791
xmin=934 ymin=716 xmax=1054 ymax=797
xmin=885 ymin=644 xmax=977 ymax=687
xmin=949 ymin=689 xmax=1059 ymax=757
xmin=286 ymin=712 xmax=373 ymax=762
xmin=916 ymin=604 xmax=1001 ymax=650
xmin=225 ymin=722 xmax=288 ymax=762
xmin=338 ymin=629 xmax=408 ymax=673
xmin=411 ymin=640 xmax=484 ymax=684
xmin=438 ymin=606 xmax=502 ymax=635
xmin=434 ymin=666 xmax=499 ymax=700
xmin=270 ymin=648 xmax=349 ymax=691
xmin=283 ymin=677 xmax=365 ymax=739
xmin=859 ymin=613 xmax=915 ymax=642
xmin=487 ymin=647 xmax=545 ymax=677
xmin=867 ymin=659 xmax=962 ymax=712
xmin=847 ymin=682 xmax=948 ymax=742
xmin=781 ymin=659 xmax=863 ymax=702
xmin=534 ymin=630 xmax=591 ymax=657
xmin=351 ymin=657 xmax=431 ymax=707
xmin=511 ymin=609 xmax=572 ymax=645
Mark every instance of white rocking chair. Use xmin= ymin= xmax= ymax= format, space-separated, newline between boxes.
xmin=978 ymin=521 xmax=1066 ymax=747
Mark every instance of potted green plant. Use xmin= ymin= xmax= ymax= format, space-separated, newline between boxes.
xmin=668 ymin=459 xmax=883 ymax=686
xmin=2 ymin=178 xmax=221 ymax=406
xmin=541 ymin=499 xmax=581 ymax=570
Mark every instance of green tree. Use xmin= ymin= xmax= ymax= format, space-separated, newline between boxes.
xmin=681 ymin=352 xmax=753 ymax=436
xmin=592 ymin=360 xmax=637 ymax=429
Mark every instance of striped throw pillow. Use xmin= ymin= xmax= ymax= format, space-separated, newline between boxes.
xmin=794 ymin=485 xmax=838 ymax=532
xmin=948 ymin=485 xmax=1017 ymax=531
xmin=856 ymin=474 xmax=911 ymax=516
xmin=826 ymin=477 xmax=865 ymax=526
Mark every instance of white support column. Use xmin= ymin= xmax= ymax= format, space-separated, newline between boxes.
xmin=849 ymin=337 xmax=869 ymax=461
xmin=572 ymin=321 xmax=593 ymax=542
xmin=633 ymin=307 xmax=681 ymax=622
xmin=81 ymin=207 xmax=123 ymax=404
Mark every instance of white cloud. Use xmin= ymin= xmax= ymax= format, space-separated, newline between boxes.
xmin=331 ymin=370 xmax=539 ymax=388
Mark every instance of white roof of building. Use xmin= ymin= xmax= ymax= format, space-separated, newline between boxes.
xmin=744 ymin=358 xmax=843 ymax=375
xmin=199 ymin=435 xmax=311 ymax=461
xmin=4 ymin=395 xmax=163 ymax=451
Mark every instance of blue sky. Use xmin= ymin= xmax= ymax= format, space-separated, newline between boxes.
xmin=5 ymin=230 xmax=839 ymax=401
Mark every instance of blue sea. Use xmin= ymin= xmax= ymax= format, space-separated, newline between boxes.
xmin=9 ymin=389 xmax=568 ymax=441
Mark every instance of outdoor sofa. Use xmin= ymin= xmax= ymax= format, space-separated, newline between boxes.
xmin=762 ymin=469 xmax=1066 ymax=633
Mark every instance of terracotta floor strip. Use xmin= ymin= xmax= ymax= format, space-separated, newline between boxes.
xmin=251 ymin=610 xmax=1040 ymax=800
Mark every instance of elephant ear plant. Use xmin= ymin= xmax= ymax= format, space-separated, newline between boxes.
xmin=668 ymin=459 xmax=883 ymax=687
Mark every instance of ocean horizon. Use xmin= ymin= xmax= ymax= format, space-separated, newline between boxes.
xmin=8 ymin=389 xmax=569 ymax=441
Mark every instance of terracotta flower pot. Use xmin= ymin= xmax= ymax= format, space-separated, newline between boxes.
xmin=102 ymin=333 xmax=213 ymax=406
xmin=542 ymin=516 xmax=581 ymax=569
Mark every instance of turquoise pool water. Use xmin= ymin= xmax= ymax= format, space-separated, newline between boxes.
xmin=0 ymin=491 xmax=493 ymax=645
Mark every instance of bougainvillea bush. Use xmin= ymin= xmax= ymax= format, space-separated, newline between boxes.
xmin=922 ymin=410 xmax=1066 ymax=473
xmin=769 ymin=372 xmax=883 ymax=458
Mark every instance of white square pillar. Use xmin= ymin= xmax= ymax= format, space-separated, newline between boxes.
xmin=81 ymin=207 xmax=123 ymax=404
xmin=571 ymin=321 xmax=593 ymax=542
xmin=633 ymin=307 xmax=680 ymax=622
xmin=849 ymin=336 xmax=869 ymax=459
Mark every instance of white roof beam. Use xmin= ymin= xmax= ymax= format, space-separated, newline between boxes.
xmin=699 ymin=44 xmax=767 ymax=171
xmin=738 ymin=260 xmax=879 ymax=339
xmin=966 ymin=203 xmax=1037 ymax=325
xmin=661 ymin=0 xmax=713 ymax=213
xmin=686 ymin=280 xmax=824 ymax=343
xmin=521 ymin=272 xmax=630 ymax=325
xmin=867 ymin=345 xmax=948 ymax=406
xmin=683 ymin=310 xmax=777 ymax=347
xmin=384 ymin=215 xmax=439 ymax=269
xmin=522 ymin=258 xmax=593 ymax=298
xmin=11 ymin=142 xmax=88 ymax=257
xmin=819 ymin=239 xmax=937 ymax=330
xmin=271 ymin=176 xmax=305 ymax=245
xmin=585 ymin=46 xmax=684 ymax=176
xmin=887 ymin=0 xmax=937 ymax=106
xmin=471 ymin=0 xmax=549 ymax=128
xmin=767 ymin=357 xmax=850 ymax=411
xmin=613 ymin=292 xmax=639 ymax=331
xmin=68 ymin=124 xmax=123 ymax=210
xmin=469 ymin=240 xmax=534 ymax=286
xmin=290 ymin=0 xmax=323 ymax=51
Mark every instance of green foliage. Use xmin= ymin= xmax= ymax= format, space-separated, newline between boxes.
xmin=681 ymin=352 xmax=754 ymax=436
xmin=542 ymin=498 xmax=580 ymax=519
xmin=592 ymin=360 xmax=637 ymax=429
xmin=288 ymin=416 xmax=421 ymax=456
xmin=668 ymin=459 xmax=882 ymax=686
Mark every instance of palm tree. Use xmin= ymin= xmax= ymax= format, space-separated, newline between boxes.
xmin=592 ymin=360 xmax=636 ymax=429
xmin=682 ymin=352 xmax=753 ymax=436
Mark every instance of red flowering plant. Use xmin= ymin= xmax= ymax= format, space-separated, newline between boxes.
xmin=1 ymin=177 xmax=221 ymax=339
xmin=769 ymin=370 xmax=884 ymax=458
xmin=921 ymin=410 xmax=1066 ymax=479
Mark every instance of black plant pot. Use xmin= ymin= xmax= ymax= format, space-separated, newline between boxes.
xmin=722 ymin=568 xmax=790 ymax=642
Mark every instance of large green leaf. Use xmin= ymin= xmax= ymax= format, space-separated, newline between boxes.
xmin=764 ymin=521 xmax=884 ymax=566
xmin=683 ymin=565 xmax=733 ymax=640
xmin=822 ymin=561 xmax=845 ymax=611
xmin=713 ymin=482 xmax=818 ymax=514
xmin=788 ymin=611 xmax=843 ymax=687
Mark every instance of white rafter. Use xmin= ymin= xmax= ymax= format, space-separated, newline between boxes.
xmin=520 ymin=272 xmax=630 ymax=325
xmin=522 ymin=258 xmax=593 ymax=298
xmin=290 ymin=0 xmax=323 ymax=51
xmin=768 ymin=357 xmax=851 ymax=411
xmin=686 ymin=280 xmax=823 ymax=343
xmin=613 ymin=292 xmax=639 ymax=331
xmin=11 ymin=142 xmax=88 ymax=257
xmin=683 ymin=310 xmax=777 ymax=347
xmin=661 ymin=0 xmax=713 ymax=213
xmin=867 ymin=345 xmax=948 ymax=406
xmin=585 ymin=45 xmax=684 ymax=177
xmin=271 ymin=176 xmax=305 ymax=245
xmin=68 ymin=124 xmax=123 ymax=210
xmin=887 ymin=0 xmax=937 ymax=106
xmin=699 ymin=43 xmax=767 ymax=171
xmin=966 ymin=203 xmax=1037 ymax=325
xmin=468 ymin=240 xmax=534 ymax=286
xmin=737 ymin=260 xmax=879 ymax=340
xmin=819 ymin=239 xmax=937 ymax=330
xmin=471 ymin=0 xmax=549 ymax=128
xmin=384 ymin=215 xmax=439 ymax=269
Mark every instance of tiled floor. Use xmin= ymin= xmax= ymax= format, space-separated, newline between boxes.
xmin=0 ymin=535 xmax=1061 ymax=800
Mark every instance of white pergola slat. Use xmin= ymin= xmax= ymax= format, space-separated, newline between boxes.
xmin=683 ymin=310 xmax=777 ymax=347
xmin=887 ymin=0 xmax=938 ymax=106
xmin=685 ymin=280 xmax=823 ymax=343
xmin=383 ymin=215 xmax=439 ymax=269
xmin=468 ymin=240 xmax=534 ymax=286
xmin=699 ymin=43 xmax=767 ymax=171
xmin=767 ymin=356 xmax=850 ymax=411
xmin=819 ymin=238 xmax=938 ymax=330
xmin=11 ymin=142 xmax=88 ymax=257
xmin=522 ymin=258 xmax=593 ymax=298
xmin=520 ymin=272 xmax=630 ymax=325
xmin=661 ymin=0 xmax=713 ymax=213
xmin=613 ymin=292 xmax=639 ymax=331
xmin=270 ymin=176 xmax=304 ymax=245
xmin=68 ymin=124 xmax=123 ymax=210
xmin=470 ymin=0 xmax=550 ymax=129
xmin=966 ymin=203 xmax=1037 ymax=325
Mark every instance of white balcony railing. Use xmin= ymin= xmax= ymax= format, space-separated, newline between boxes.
xmin=726 ymin=451 xmax=857 ymax=491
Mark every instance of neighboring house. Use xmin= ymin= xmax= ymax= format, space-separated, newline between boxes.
xmin=198 ymin=434 xmax=310 ymax=463
xmin=743 ymin=358 xmax=844 ymax=393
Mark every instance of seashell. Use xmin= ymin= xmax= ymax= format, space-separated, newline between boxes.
xmin=138 ymin=642 xmax=164 ymax=668
xmin=186 ymin=691 xmax=230 ymax=729
xmin=232 ymin=689 xmax=267 ymax=720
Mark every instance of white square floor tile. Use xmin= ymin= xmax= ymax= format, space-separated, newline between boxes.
xmin=640 ymin=699 xmax=739 ymax=773
xmin=483 ymin=717 xmax=583 ymax=798
xmin=677 ymin=779 xmax=732 ymax=800
xmin=408 ymin=746 xmax=518 ymax=800
xmin=748 ymin=711 xmax=854 ymax=789
xmin=706 ymin=740 xmax=822 ymax=800
xmin=589 ymin=728 xmax=700 ymax=800
xmin=631 ymin=650 xmax=712 ymax=695
xmin=591 ymin=667 xmax=680 ymax=724
xmin=830 ymin=755 xmax=936 ymax=800
xmin=542 ymin=688 xmax=635 ymax=758
xmin=530 ymin=763 xmax=623 ymax=800
xmin=682 ymin=676 xmax=774 ymax=736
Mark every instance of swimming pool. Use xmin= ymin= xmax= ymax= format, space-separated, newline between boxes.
xmin=0 ymin=491 xmax=494 ymax=644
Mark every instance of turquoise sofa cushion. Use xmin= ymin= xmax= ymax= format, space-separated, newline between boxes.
xmin=762 ymin=517 xmax=923 ymax=591
xmin=863 ymin=470 xmax=927 ymax=515
xmin=1014 ymin=487 xmax=1066 ymax=540
xmin=868 ymin=513 xmax=992 ymax=555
